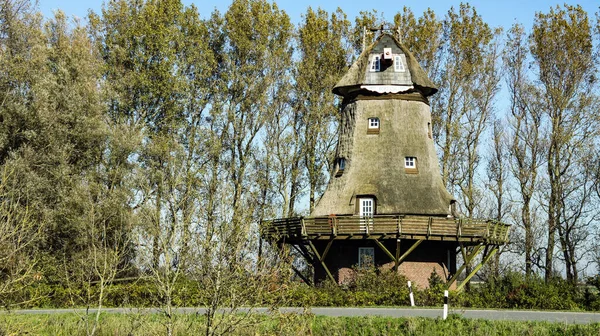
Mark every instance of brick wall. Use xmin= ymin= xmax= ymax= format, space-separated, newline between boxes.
xmin=312 ymin=239 xmax=457 ymax=289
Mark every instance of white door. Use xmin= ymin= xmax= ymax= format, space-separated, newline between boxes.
xmin=359 ymin=198 xmax=374 ymax=233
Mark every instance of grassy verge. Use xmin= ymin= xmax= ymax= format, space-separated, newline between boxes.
xmin=1 ymin=312 xmax=599 ymax=335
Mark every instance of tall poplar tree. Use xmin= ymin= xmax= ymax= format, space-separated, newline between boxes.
xmin=294 ymin=7 xmax=350 ymax=214
xmin=530 ymin=4 xmax=598 ymax=282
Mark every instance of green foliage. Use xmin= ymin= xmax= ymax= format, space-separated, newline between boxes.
xmin=456 ymin=272 xmax=585 ymax=310
xmin=2 ymin=313 xmax=600 ymax=336
xmin=1 ymin=1 xmax=600 ymax=325
xmin=416 ymin=270 xmax=446 ymax=306
xmin=6 ymin=271 xmax=600 ymax=312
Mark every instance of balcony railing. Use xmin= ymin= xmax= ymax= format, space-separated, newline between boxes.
xmin=262 ymin=214 xmax=510 ymax=244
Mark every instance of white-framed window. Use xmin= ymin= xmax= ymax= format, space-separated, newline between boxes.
xmin=405 ymin=157 xmax=416 ymax=168
xmin=358 ymin=247 xmax=375 ymax=268
xmin=359 ymin=198 xmax=373 ymax=218
xmin=394 ymin=55 xmax=405 ymax=72
xmin=370 ymin=55 xmax=380 ymax=72
xmin=368 ymin=117 xmax=379 ymax=129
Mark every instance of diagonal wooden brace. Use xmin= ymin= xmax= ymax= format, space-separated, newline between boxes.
xmin=397 ymin=239 xmax=424 ymax=264
xmin=291 ymin=264 xmax=312 ymax=286
xmin=294 ymin=243 xmax=316 ymax=265
xmin=374 ymin=239 xmax=396 ymax=262
xmin=308 ymin=240 xmax=336 ymax=284
xmin=456 ymin=246 xmax=499 ymax=291
xmin=446 ymin=243 xmax=484 ymax=289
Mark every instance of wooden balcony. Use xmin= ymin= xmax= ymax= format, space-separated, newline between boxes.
xmin=261 ymin=215 xmax=510 ymax=245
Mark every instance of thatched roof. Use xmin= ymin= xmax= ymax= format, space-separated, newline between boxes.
xmin=333 ymin=34 xmax=437 ymax=97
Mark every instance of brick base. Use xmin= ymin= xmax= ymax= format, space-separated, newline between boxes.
xmin=312 ymin=240 xmax=458 ymax=289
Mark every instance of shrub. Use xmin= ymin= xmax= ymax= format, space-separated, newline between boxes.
xmin=456 ymin=272 xmax=585 ymax=310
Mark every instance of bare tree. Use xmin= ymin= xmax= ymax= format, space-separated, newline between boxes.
xmin=483 ymin=119 xmax=512 ymax=277
xmin=0 ymin=167 xmax=42 ymax=308
xmin=64 ymin=180 xmax=133 ymax=336
xmin=504 ymin=23 xmax=546 ymax=276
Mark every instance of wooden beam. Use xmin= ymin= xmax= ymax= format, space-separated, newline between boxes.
xmin=427 ymin=217 xmax=432 ymax=238
xmin=459 ymin=242 xmax=467 ymax=262
xmin=397 ymin=239 xmax=424 ymax=264
xmin=446 ymin=244 xmax=484 ymax=289
xmin=321 ymin=239 xmax=334 ymax=261
xmin=307 ymin=240 xmax=336 ymax=284
xmin=395 ymin=239 xmax=401 ymax=272
xmin=374 ymin=239 xmax=396 ymax=262
xmin=291 ymin=265 xmax=312 ymax=286
xmin=293 ymin=244 xmax=315 ymax=264
xmin=456 ymin=247 xmax=498 ymax=291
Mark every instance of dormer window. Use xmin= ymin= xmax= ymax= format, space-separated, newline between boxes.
xmin=394 ymin=55 xmax=405 ymax=72
xmin=367 ymin=117 xmax=380 ymax=134
xmin=370 ymin=55 xmax=380 ymax=72
xmin=335 ymin=158 xmax=346 ymax=177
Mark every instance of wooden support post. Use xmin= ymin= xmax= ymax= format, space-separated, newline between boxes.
xmin=446 ymin=244 xmax=484 ymax=289
xmin=300 ymin=217 xmax=307 ymax=236
xmin=307 ymin=240 xmax=336 ymax=284
xmin=398 ymin=216 xmax=402 ymax=235
xmin=427 ymin=217 xmax=432 ymax=238
xmin=456 ymin=246 xmax=499 ymax=291
xmin=374 ymin=239 xmax=396 ymax=262
xmin=395 ymin=239 xmax=401 ymax=272
xmin=397 ymin=239 xmax=424 ymax=264
xmin=459 ymin=243 xmax=467 ymax=262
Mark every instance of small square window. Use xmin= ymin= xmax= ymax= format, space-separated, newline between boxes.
xmin=370 ymin=55 xmax=380 ymax=72
xmin=368 ymin=118 xmax=379 ymax=129
xmin=405 ymin=157 xmax=416 ymax=168
xmin=358 ymin=247 xmax=375 ymax=268
xmin=394 ymin=55 xmax=405 ymax=72
xmin=367 ymin=117 xmax=380 ymax=134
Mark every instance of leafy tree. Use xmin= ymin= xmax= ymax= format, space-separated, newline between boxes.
xmin=1 ymin=2 xmax=107 ymax=271
xmin=294 ymin=7 xmax=350 ymax=214
xmin=530 ymin=4 xmax=598 ymax=282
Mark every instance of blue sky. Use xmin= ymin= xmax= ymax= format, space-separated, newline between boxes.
xmin=40 ymin=0 xmax=599 ymax=31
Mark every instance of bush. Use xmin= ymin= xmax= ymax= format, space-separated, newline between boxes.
xmin=455 ymin=271 xmax=585 ymax=310
xmin=4 ymin=271 xmax=600 ymax=311
xmin=416 ymin=270 xmax=446 ymax=306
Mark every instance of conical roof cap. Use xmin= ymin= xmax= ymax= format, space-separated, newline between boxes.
xmin=333 ymin=33 xmax=437 ymax=97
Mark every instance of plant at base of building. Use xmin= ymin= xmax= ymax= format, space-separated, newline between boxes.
xmin=416 ymin=270 xmax=446 ymax=306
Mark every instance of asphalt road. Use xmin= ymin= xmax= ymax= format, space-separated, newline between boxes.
xmin=2 ymin=307 xmax=600 ymax=324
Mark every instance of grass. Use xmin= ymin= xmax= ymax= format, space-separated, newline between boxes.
xmin=1 ymin=312 xmax=599 ymax=335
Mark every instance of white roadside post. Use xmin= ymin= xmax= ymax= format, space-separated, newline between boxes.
xmin=443 ymin=290 xmax=449 ymax=320
xmin=408 ymin=281 xmax=415 ymax=307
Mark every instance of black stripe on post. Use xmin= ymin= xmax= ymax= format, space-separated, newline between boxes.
xmin=444 ymin=294 xmax=448 ymax=304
